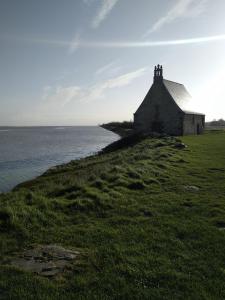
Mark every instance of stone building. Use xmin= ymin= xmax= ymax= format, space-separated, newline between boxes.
xmin=134 ymin=65 xmax=205 ymax=135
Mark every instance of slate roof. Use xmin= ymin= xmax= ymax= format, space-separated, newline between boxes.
xmin=163 ymin=79 xmax=204 ymax=115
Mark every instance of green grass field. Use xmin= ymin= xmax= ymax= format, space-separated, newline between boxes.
xmin=0 ymin=131 xmax=225 ymax=299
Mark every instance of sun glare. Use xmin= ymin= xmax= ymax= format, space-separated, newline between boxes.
xmin=191 ymin=66 xmax=225 ymax=121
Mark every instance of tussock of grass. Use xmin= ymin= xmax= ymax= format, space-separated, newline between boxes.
xmin=127 ymin=180 xmax=146 ymax=190
xmin=1 ymin=131 xmax=225 ymax=299
xmin=0 ymin=209 xmax=12 ymax=230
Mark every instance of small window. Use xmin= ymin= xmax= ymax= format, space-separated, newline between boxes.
xmin=192 ymin=115 xmax=195 ymax=124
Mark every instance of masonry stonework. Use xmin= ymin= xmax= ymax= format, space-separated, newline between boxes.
xmin=134 ymin=65 xmax=205 ymax=136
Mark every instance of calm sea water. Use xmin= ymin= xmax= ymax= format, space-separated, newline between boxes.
xmin=0 ymin=126 xmax=118 ymax=192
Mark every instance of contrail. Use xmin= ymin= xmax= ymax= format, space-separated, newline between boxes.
xmin=2 ymin=34 xmax=225 ymax=49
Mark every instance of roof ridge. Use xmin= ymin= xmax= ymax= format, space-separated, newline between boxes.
xmin=163 ymin=79 xmax=184 ymax=86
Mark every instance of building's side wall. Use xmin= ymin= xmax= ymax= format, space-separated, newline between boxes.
xmin=134 ymin=82 xmax=184 ymax=136
xmin=183 ymin=114 xmax=205 ymax=135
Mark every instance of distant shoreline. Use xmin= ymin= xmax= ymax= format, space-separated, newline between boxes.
xmin=0 ymin=125 xmax=100 ymax=128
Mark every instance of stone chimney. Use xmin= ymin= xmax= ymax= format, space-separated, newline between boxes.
xmin=154 ymin=64 xmax=163 ymax=83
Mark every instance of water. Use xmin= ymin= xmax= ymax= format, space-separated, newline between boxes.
xmin=0 ymin=126 xmax=118 ymax=192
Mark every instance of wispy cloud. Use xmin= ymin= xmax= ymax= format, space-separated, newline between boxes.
xmin=95 ymin=61 xmax=117 ymax=75
xmin=43 ymin=67 xmax=146 ymax=106
xmin=3 ymin=33 xmax=225 ymax=49
xmin=83 ymin=0 xmax=94 ymax=4
xmin=68 ymin=32 xmax=81 ymax=54
xmin=42 ymin=86 xmax=52 ymax=100
xmin=92 ymin=0 xmax=119 ymax=28
xmin=101 ymin=67 xmax=146 ymax=88
xmin=95 ymin=60 xmax=121 ymax=77
xmin=144 ymin=0 xmax=208 ymax=37
xmin=68 ymin=0 xmax=120 ymax=53
xmin=42 ymin=85 xmax=82 ymax=106
xmin=80 ymin=67 xmax=147 ymax=103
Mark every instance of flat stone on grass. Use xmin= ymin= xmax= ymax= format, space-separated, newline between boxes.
xmin=183 ymin=185 xmax=200 ymax=193
xmin=9 ymin=245 xmax=80 ymax=278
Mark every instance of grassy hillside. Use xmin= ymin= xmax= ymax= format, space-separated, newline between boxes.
xmin=0 ymin=131 xmax=225 ymax=299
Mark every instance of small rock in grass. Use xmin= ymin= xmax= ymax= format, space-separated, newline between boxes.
xmin=42 ymin=245 xmax=79 ymax=260
xmin=54 ymin=260 xmax=69 ymax=268
xmin=10 ymin=258 xmax=47 ymax=273
xmin=218 ymin=227 xmax=225 ymax=231
xmin=183 ymin=185 xmax=200 ymax=192
xmin=174 ymin=142 xmax=187 ymax=149
xmin=216 ymin=220 xmax=225 ymax=230
xmin=24 ymin=249 xmax=43 ymax=259
xmin=40 ymin=269 xmax=60 ymax=277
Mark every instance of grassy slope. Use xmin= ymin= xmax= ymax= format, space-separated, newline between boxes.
xmin=0 ymin=131 xmax=225 ymax=299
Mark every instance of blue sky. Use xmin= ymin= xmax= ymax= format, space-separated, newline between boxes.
xmin=1 ymin=0 xmax=225 ymax=125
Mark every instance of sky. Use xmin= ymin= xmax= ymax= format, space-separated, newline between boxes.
xmin=1 ymin=0 xmax=225 ymax=126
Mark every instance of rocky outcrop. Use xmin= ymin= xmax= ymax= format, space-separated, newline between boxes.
xmin=9 ymin=245 xmax=80 ymax=277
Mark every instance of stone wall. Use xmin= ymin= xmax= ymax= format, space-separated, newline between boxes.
xmin=134 ymin=82 xmax=183 ymax=136
xmin=183 ymin=114 xmax=205 ymax=135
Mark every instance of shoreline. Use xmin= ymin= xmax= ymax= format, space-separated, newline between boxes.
xmin=0 ymin=126 xmax=120 ymax=194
